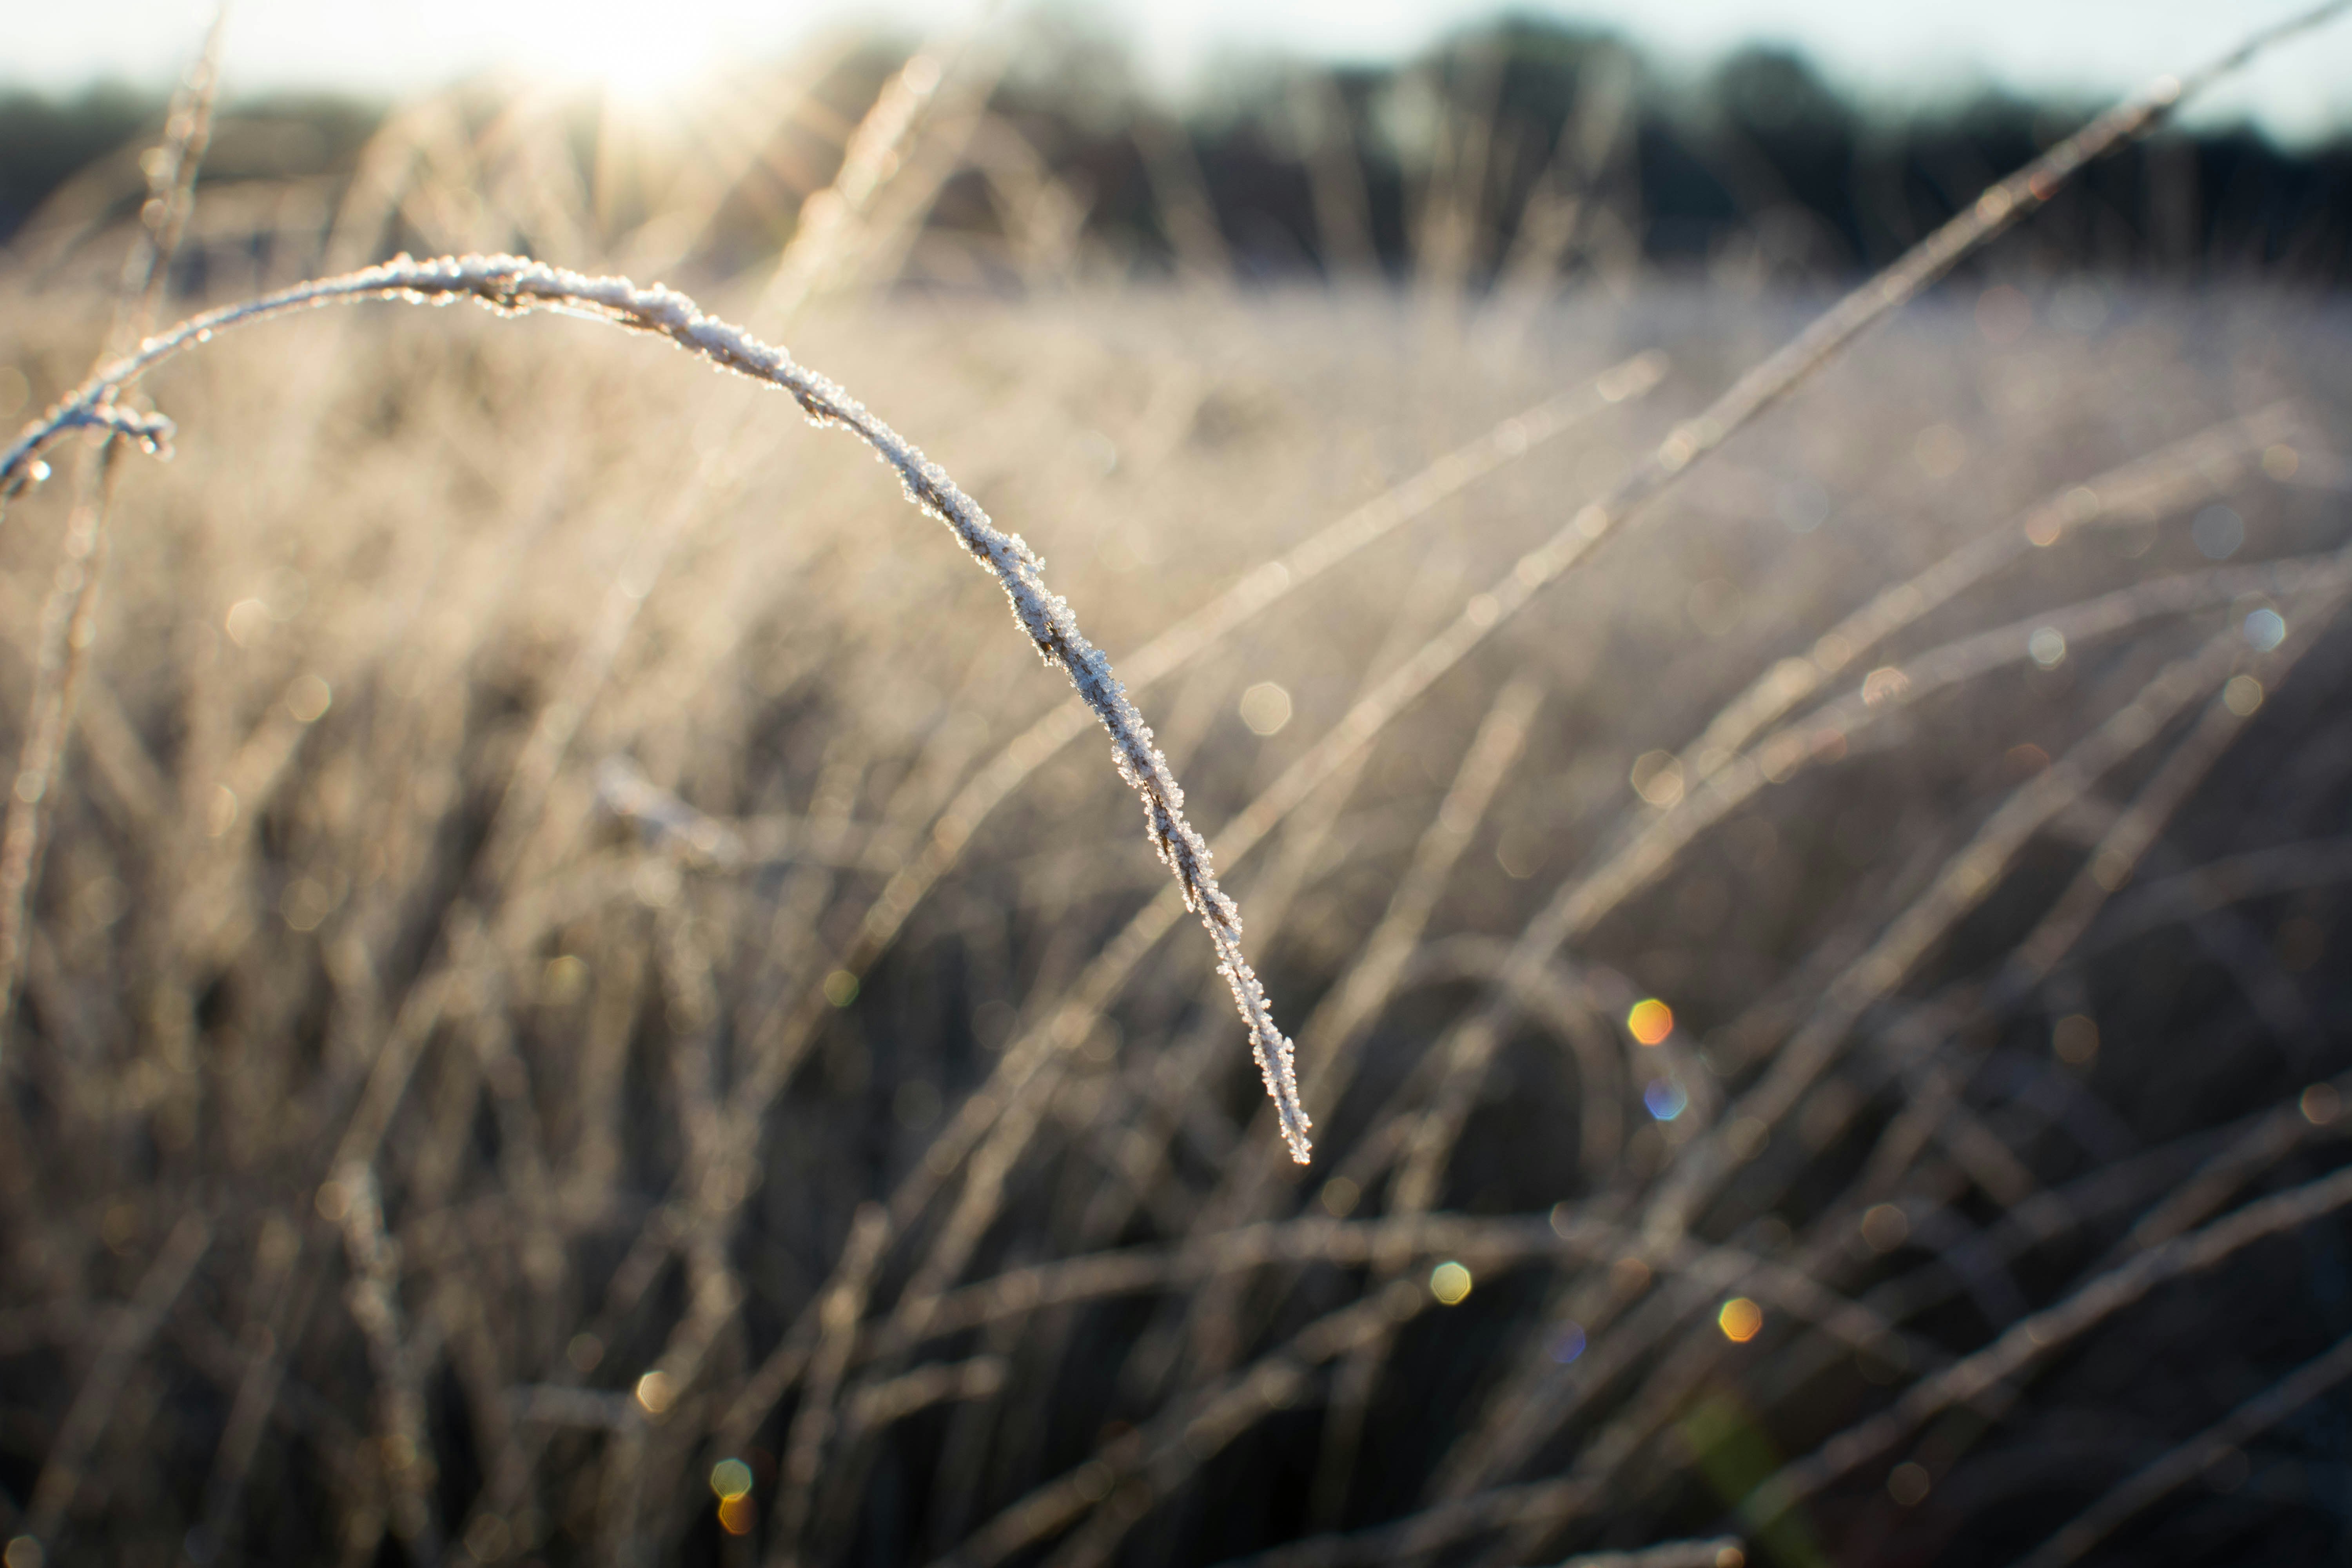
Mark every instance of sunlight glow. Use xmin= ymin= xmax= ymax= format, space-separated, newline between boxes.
xmin=12 ymin=0 xmax=2352 ymax=148
xmin=528 ymin=18 xmax=717 ymax=103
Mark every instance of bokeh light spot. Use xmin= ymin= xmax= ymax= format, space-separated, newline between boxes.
xmin=1719 ymin=1297 xmax=1763 ymax=1342
xmin=1239 ymin=681 xmax=1293 ymax=736
xmin=1887 ymin=1461 xmax=1932 ymax=1506
xmin=1861 ymin=665 xmax=1911 ymax=706
xmin=1860 ymin=1203 xmax=1909 ymax=1253
xmin=2193 ymin=505 xmax=2245 ymax=560
xmin=284 ymin=673 xmax=332 ymax=723
xmin=1628 ymin=998 xmax=1674 ymax=1045
xmin=1630 ymin=750 xmax=1685 ymax=808
xmin=1430 ymin=1261 xmax=1473 ymax=1305
xmin=1913 ymin=422 xmax=1967 ymax=478
xmin=224 ymin=598 xmax=271 ymax=648
xmin=1319 ymin=1176 xmax=1360 ymax=1218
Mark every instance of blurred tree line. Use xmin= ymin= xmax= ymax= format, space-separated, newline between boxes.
xmin=4 ymin=13 xmax=2348 ymax=289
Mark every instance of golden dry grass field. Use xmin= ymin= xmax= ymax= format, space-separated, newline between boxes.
xmin=4 ymin=20 xmax=2352 ymax=1568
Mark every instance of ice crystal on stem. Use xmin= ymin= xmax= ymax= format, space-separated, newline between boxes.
xmin=0 ymin=252 xmax=1313 ymax=1160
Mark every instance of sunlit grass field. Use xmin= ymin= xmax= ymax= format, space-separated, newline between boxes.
xmin=4 ymin=24 xmax=2352 ymax=1568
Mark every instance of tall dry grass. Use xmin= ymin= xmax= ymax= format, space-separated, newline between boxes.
xmin=3 ymin=7 xmax=2352 ymax=1568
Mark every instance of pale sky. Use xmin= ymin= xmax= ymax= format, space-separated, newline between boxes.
xmin=10 ymin=1 xmax=2351 ymax=143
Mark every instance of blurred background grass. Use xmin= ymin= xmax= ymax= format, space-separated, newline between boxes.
xmin=3 ymin=7 xmax=2352 ymax=1568
xmin=5 ymin=15 xmax=2351 ymax=294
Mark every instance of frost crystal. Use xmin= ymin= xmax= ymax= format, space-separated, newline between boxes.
xmin=0 ymin=252 xmax=1312 ymax=1161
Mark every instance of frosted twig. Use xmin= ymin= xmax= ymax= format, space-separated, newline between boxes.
xmin=1148 ymin=678 xmax=1544 ymax=1423
xmin=0 ymin=251 xmax=1312 ymax=1159
xmin=743 ymin=512 xmax=1605 ymax=1418
xmin=328 ymin=43 xmax=975 ymax=1245
xmin=858 ymin=350 xmax=1663 ymax=971
xmin=812 ymin=0 xmax=2349 ymax=1181
xmin=742 ymin=351 xmax=1660 ymax=1181
xmin=0 ymin=406 xmax=174 ymax=496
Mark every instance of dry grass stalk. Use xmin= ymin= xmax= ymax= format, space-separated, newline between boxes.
xmin=827 ymin=7 xmax=2352 ymax=1528
xmin=1 ymin=253 xmax=1312 ymax=1156
xmin=3 ymin=7 xmax=2350 ymax=1565
xmin=2015 ymin=1327 xmax=2352 ymax=1568
xmin=0 ymin=6 xmax=227 ymax=1031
